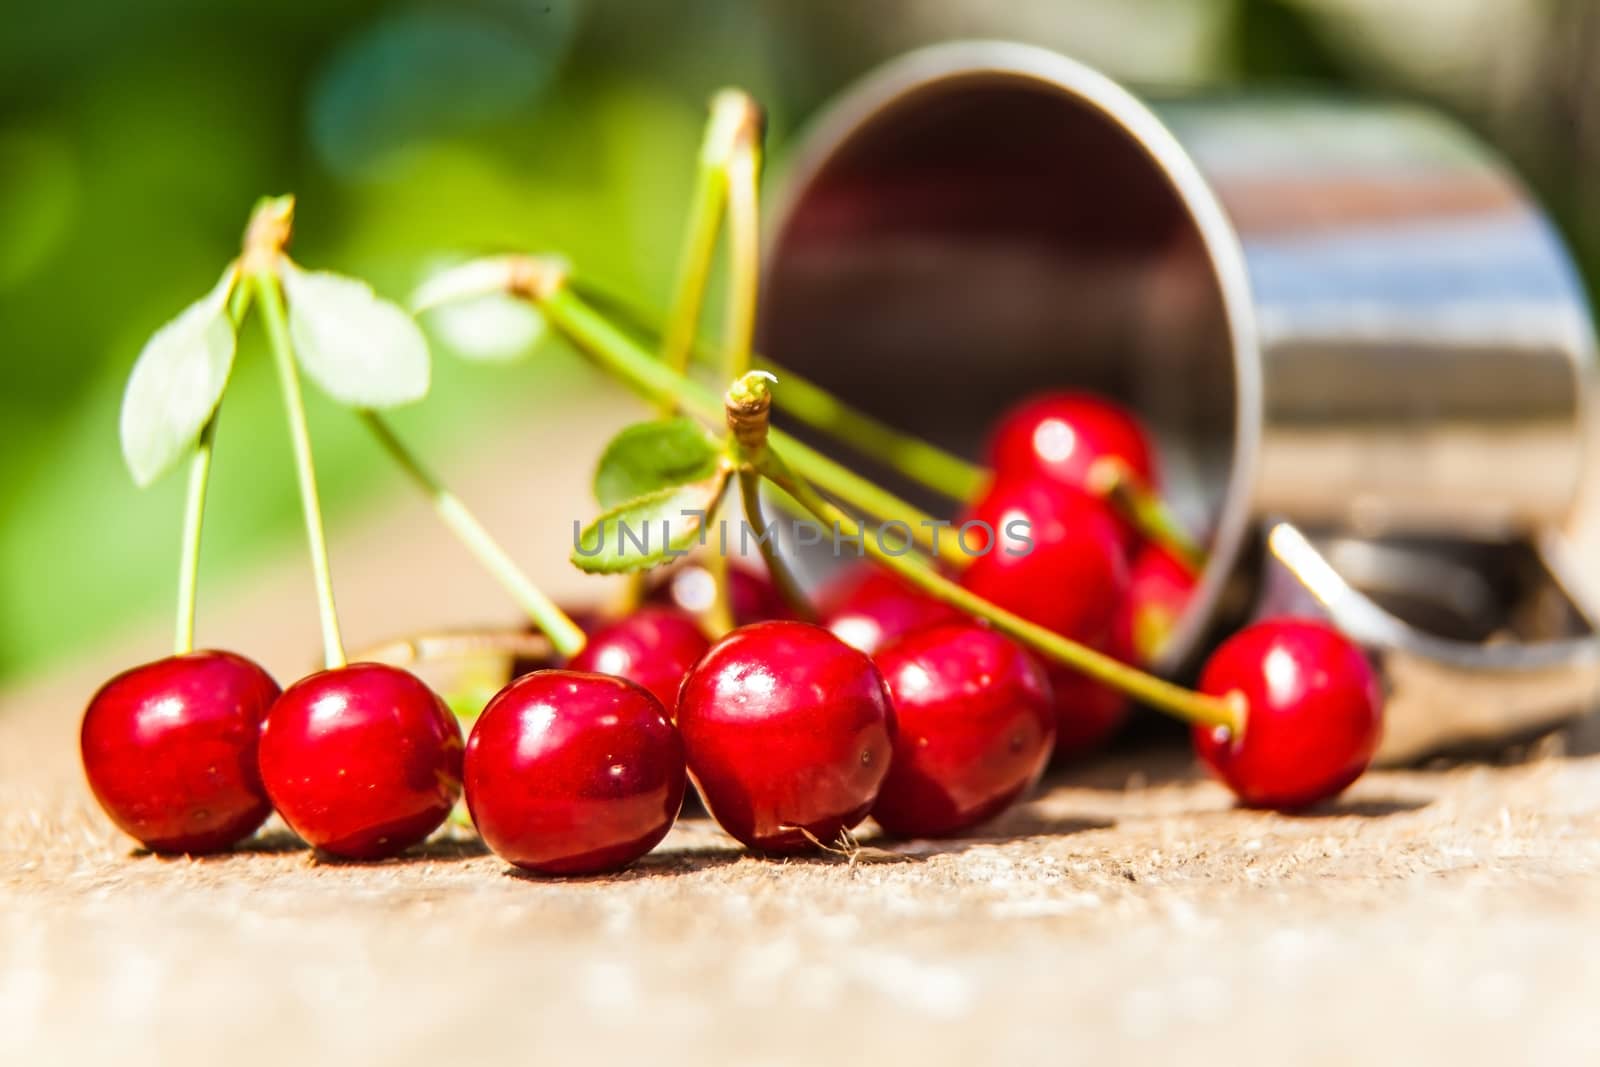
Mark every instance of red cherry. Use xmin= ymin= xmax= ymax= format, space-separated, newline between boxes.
xmin=464 ymin=670 xmax=686 ymax=875
xmin=676 ymin=620 xmax=895 ymax=854
xmin=1047 ymin=664 xmax=1129 ymax=761
xmin=817 ymin=563 xmax=963 ymax=655
xmin=649 ymin=561 xmax=791 ymax=625
xmin=80 ymin=650 xmax=279 ymax=854
xmin=258 ymin=663 xmax=463 ymax=860
xmin=1193 ymin=618 xmax=1383 ymax=810
xmin=871 ymin=623 xmax=1054 ymax=838
xmin=958 ymin=478 xmax=1128 ymax=645
xmin=988 ymin=391 xmax=1158 ymax=491
xmin=1115 ymin=543 xmax=1197 ymax=666
xmin=567 ymin=607 xmax=710 ymax=712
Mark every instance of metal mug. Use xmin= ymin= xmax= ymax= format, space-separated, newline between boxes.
xmin=758 ymin=40 xmax=1600 ymax=762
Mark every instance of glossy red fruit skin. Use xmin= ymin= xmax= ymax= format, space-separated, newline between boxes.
xmin=465 ymin=670 xmax=686 ymax=875
xmin=817 ymin=563 xmax=963 ymax=655
xmin=988 ymin=391 xmax=1158 ymax=491
xmin=1047 ymin=664 xmax=1129 ymax=761
xmin=650 ymin=561 xmax=792 ymax=625
xmin=1193 ymin=618 xmax=1383 ymax=810
xmin=80 ymin=651 xmax=280 ymax=854
xmin=958 ymin=478 xmax=1129 ymax=645
xmin=258 ymin=663 xmax=463 ymax=860
xmin=871 ymin=624 xmax=1055 ymax=838
xmin=676 ymin=620 xmax=895 ymax=854
xmin=1115 ymin=544 xmax=1197 ymax=666
xmin=568 ymin=607 xmax=710 ymax=712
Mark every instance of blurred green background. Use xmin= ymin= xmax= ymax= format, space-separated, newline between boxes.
xmin=2 ymin=0 xmax=1597 ymax=683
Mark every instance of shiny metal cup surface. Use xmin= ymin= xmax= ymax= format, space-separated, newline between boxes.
xmin=760 ymin=41 xmax=1600 ymax=761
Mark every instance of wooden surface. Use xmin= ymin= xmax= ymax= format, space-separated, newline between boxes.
xmin=5 ymin=392 xmax=1600 ymax=1065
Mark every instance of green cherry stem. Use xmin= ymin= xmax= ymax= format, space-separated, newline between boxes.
xmin=254 ymin=267 xmax=347 ymax=669
xmin=659 ymin=89 xmax=754 ymax=398
xmin=760 ymin=447 xmax=1240 ymax=732
xmin=702 ymin=535 xmax=737 ymax=635
xmin=726 ymin=373 xmax=813 ymax=621
xmin=1090 ymin=458 xmax=1206 ymax=574
xmin=173 ymin=270 xmax=254 ymax=656
xmin=526 ymin=276 xmax=967 ymax=560
xmin=737 ymin=469 xmax=814 ymax=620
xmin=751 ymin=356 xmax=987 ymax=501
xmin=173 ymin=415 xmax=217 ymax=655
xmin=720 ymin=114 xmax=762 ymax=385
xmin=570 ymin=273 xmax=989 ymax=503
xmin=361 ymin=412 xmax=587 ymax=659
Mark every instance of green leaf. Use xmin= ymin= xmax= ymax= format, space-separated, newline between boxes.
xmin=119 ymin=264 xmax=240 ymax=488
xmin=280 ymin=259 xmax=430 ymax=408
xmin=422 ymin=293 xmax=547 ymax=363
xmin=593 ymin=417 xmax=723 ymax=508
xmin=571 ymin=473 xmax=730 ymax=574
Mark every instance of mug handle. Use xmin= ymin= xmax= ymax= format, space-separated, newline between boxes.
xmin=1257 ymin=521 xmax=1600 ymax=764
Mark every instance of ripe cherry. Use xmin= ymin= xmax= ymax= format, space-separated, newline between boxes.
xmin=649 ymin=560 xmax=791 ymax=625
xmin=80 ymin=650 xmax=280 ymax=854
xmin=258 ymin=663 xmax=463 ymax=860
xmin=958 ymin=477 xmax=1128 ymax=646
xmin=1047 ymin=663 xmax=1129 ymax=761
xmin=676 ymin=620 xmax=895 ymax=854
xmin=817 ymin=562 xmax=963 ymax=655
xmin=1115 ymin=543 xmax=1197 ymax=666
xmin=871 ymin=623 xmax=1054 ymax=838
xmin=464 ymin=670 xmax=686 ymax=875
xmin=568 ymin=606 xmax=710 ymax=712
xmin=987 ymin=391 xmax=1158 ymax=492
xmin=1193 ymin=618 xmax=1383 ymax=810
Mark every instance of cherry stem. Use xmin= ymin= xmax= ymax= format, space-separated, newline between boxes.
xmin=754 ymin=446 xmax=1242 ymax=733
xmin=254 ymin=267 xmax=347 ymax=669
xmin=360 ymin=412 xmax=587 ymax=659
xmin=727 ymin=372 xmax=814 ymax=620
xmin=720 ymin=114 xmax=762 ymax=385
xmin=173 ymin=272 xmax=254 ymax=656
xmin=659 ymin=89 xmax=752 ymax=399
xmin=173 ymin=415 xmax=217 ymax=656
xmin=702 ymin=540 xmax=737 ymax=636
xmin=528 ymin=280 xmax=968 ymax=560
xmin=737 ymin=469 xmax=814 ymax=620
xmin=571 ymin=273 xmax=989 ymax=504
xmin=650 ymin=91 xmax=760 ymax=624
xmin=1090 ymin=458 xmax=1206 ymax=574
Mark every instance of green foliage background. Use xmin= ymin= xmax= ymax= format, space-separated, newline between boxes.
xmin=1 ymin=0 xmax=1595 ymax=681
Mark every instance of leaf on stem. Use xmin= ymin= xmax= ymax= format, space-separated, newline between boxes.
xmin=571 ymin=472 xmax=730 ymax=574
xmin=119 ymin=263 xmax=241 ymax=487
xmin=280 ymin=259 xmax=430 ymax=408
xmin=411 ymin=256 xmax=549 ymax=363
xmin=593 ymin=417 xmax=724 ymax=508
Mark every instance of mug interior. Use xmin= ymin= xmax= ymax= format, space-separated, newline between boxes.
xmin=761 ymin=57 xmax=1251 ymax=666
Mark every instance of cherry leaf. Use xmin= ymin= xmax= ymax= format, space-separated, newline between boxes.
xmin=593 ymin=417 xmax=724 ymax=508
xmin=571 ymin=473 xmax=730 ymax=575
xmin=119 ymin=264 xmax=240 ymax=488
xmin=411 ymin=256 xmax=551 ymax=364
xmin=280 ymin=259 xmax=430 ymax=408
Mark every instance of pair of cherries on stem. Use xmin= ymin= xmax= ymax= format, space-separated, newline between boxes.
xmin=82 ymin=654 xmax=465 ymax=859
xmin=78 ymin=605 xmax=705 ymax=866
